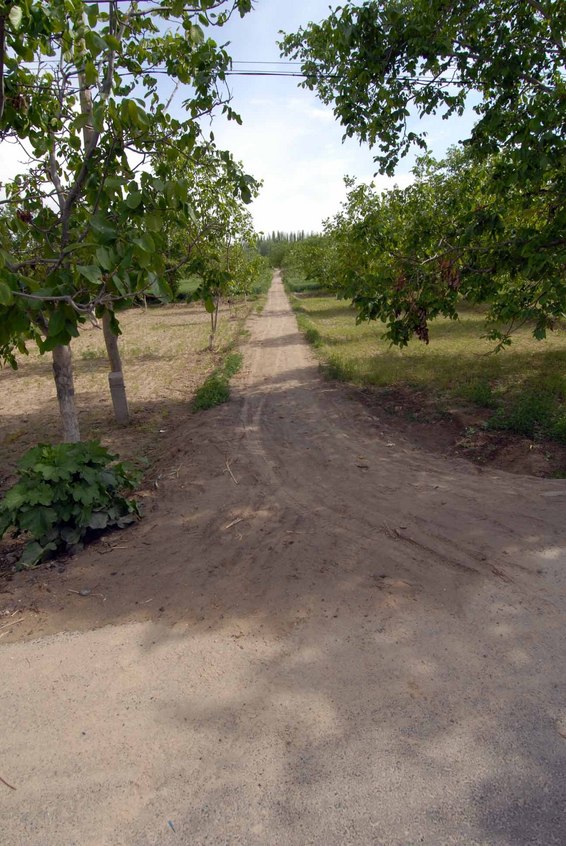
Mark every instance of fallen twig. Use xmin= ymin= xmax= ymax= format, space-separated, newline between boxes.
xmin=224 ymin=459 xmax=239 ymax=485
xmin=0 ymin=617 xmax=24 ymax=632
xmin=0 ymin=775 xmax=16 ymax=791
xmin=224 ymin=517 xmax=244 ymax=531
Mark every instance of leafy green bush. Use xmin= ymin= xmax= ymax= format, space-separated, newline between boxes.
xmin=250 ymin=265 xmax=273 ymax=297
xmin=0 ymin=442 xmax=141 ymax=568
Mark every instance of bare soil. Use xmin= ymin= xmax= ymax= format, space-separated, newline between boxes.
xmin=1 ymin=274 xmax=565 ymax=845
xmin=355 ymin=385 xmax=566 ymax=478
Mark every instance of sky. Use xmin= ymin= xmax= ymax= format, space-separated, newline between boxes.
xmin=199 ymin=0 xmax=479 ymax=234
xmin=0 ymin=0 xmax=479 ymax=235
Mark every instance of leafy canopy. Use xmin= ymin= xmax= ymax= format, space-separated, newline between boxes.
xmin=281 ymin=1 xmax=565 ymax=343
xmin=0 ymin=0 xmax=256 ymax=365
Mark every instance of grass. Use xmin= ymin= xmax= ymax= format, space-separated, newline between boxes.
xmin=192 ymin=351 xmax=243 ymax=411
xmin=282 ymin=268 xmax=327 ymax=294
xmin=290 ymin=291 xmax=566 ymax=443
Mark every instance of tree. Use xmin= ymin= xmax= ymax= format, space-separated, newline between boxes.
xmin=284 ymin=234 xmax=336 ymax=290
xmin=183 ymin=188 xmax=260 ymax=349
xmin=0 ymin=0 xmax=254 ymax=441
xmin=281 ymin=1 xmax=565 ymax=343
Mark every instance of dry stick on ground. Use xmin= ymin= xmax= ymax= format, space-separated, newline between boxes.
xmin=0 ymin=618 xmax=25 ymax=632
xmin=0 ymin=775 xmax=16 ymax=791
xmin=224 ymin=459 xmax=239 ymax=485
xmin=224 ymin=517 xmax=244 ymax=530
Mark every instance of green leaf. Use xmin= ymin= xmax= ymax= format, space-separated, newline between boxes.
xmin=8 ymin=6 xmax=23 ymax=29
xmin=90 ymin=215 xmax=116 ymax=241
xmin=78 ymin=265 xmax=102 ymax=285
xmin=61 ymin=526 xmax=83 ymax=545
xmin=18 ymin=541 xmax=47 ymax=569
xmin=2 ymin=487 xmax=26 ymax=511
xmin=111 ymin=273 xmax=128 ymax=297
xmin=87 ymin=4 xmax=100 ymax=27
xmin=126 ymin=192 xmax=143 ymax=209
xmin=88 ymin=511 xmax=109 ymax=530
xmin=19 ymin=506 xmax=58 ymax=538
xmin=0 ymin=282 xmax=14 ymax=305
xmin=144 ymin=212 xmax=161 ymax=232
xmin=95 ymin=246 xmax=113 ymax=271
xmin=47 ymin=309 xmax=67 ymax=338
xmin=84 ymin=60 xmax=98 ymax=87
xmin=84 ymin=30 xmax=107 ymax=58
xmin=104 ymin=33 xmax=121 ymax=51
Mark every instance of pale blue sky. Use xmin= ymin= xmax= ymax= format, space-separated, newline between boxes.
xmin=202 ymin=0 xmax=478 ymax=234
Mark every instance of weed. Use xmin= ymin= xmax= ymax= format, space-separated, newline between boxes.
xmin=192 ymin=375 xmax=230 ymax=410
xmin=283 ymin=269 xmax=327 ymax=294
xmin=459 ymin=379 xmax=496 ymax=408
xmin=0 ymin=441 xmax=140 ymax=568
xmin=488 ymin=384 xmax=566 ymax=442
xmin=192 ymin=352 xmax=243 ymax=411
xmin=80 ymin=348 xmax=105 ymax=361
xmin=223 ymin=352 xmax=243 ymax=379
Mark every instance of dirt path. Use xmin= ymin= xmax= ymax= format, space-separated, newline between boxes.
xmin=1 ymin=273 xmax=565 ymax=845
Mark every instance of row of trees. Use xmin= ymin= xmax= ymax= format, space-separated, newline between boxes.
xmin=281 ymin=0 xmax=565 ymax=346
xmin=286 ymin=143 xmax=564 ymax=348
xmin=0 ymin=0 xmax=261 ymax=441
xmin=257 ymin=231 xmax=318 ymax=266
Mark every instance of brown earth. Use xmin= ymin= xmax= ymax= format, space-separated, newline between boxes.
xmin=354 ymin=385 xmax=566 ymax=479
xmin=1 ymin=273 xmax=565 ymax=845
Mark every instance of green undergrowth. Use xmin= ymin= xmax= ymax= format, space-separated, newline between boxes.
xmin=192 ymin=351 xmax=243 ymax=411
xmin=291 ymin=293 xmax=566 ymax=443
xmin=0 ymin=441 xmax=140 ymax=568
xmin=282 ymin=268 xmax=328 ymax=294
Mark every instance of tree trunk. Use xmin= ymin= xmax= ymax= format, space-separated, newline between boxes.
xmin=52 ymin=344 xmax=81 ymax=443
xmin=209 ymin=309 xmax=215 ymax=351
xmin=102 ymin=312 xmax=130 ymax=426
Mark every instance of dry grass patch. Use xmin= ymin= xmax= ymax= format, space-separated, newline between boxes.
xmin=0 ymin=301 xmax=251 ymax=488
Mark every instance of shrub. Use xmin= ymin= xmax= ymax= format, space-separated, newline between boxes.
xmin=0 ymin=441 xmax=141 ymax=568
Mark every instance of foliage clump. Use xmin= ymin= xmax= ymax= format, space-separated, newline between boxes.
xmin=192 ymin=352 xmax=242 ymax=411
xmin=281 ymin=1 xmax=565 ymax=348
xmin=0 ymin=442 xmax=141 ymax=569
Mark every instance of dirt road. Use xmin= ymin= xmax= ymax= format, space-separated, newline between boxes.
xmin=1 ymin=273 xmax=565 ymax=845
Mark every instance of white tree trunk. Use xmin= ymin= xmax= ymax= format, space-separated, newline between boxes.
xmin=52 ymin=344 xmax=81 ymax=443
xmin=102 ymin=312 xmax=130 ymax=426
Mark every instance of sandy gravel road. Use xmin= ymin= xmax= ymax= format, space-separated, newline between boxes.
xmin=1 ymin=273 xmax=565 ymax=845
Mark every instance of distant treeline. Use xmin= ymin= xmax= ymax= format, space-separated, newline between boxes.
xmin=257 ymin=231 xmax=319 ymax=265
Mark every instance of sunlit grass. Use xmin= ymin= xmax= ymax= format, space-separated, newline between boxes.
xmin=292 ymin=294 xmax=566 ymax=442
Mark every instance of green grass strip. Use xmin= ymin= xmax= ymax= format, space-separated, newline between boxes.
xmin=192 ymin=352 xmax=243 ymax=412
